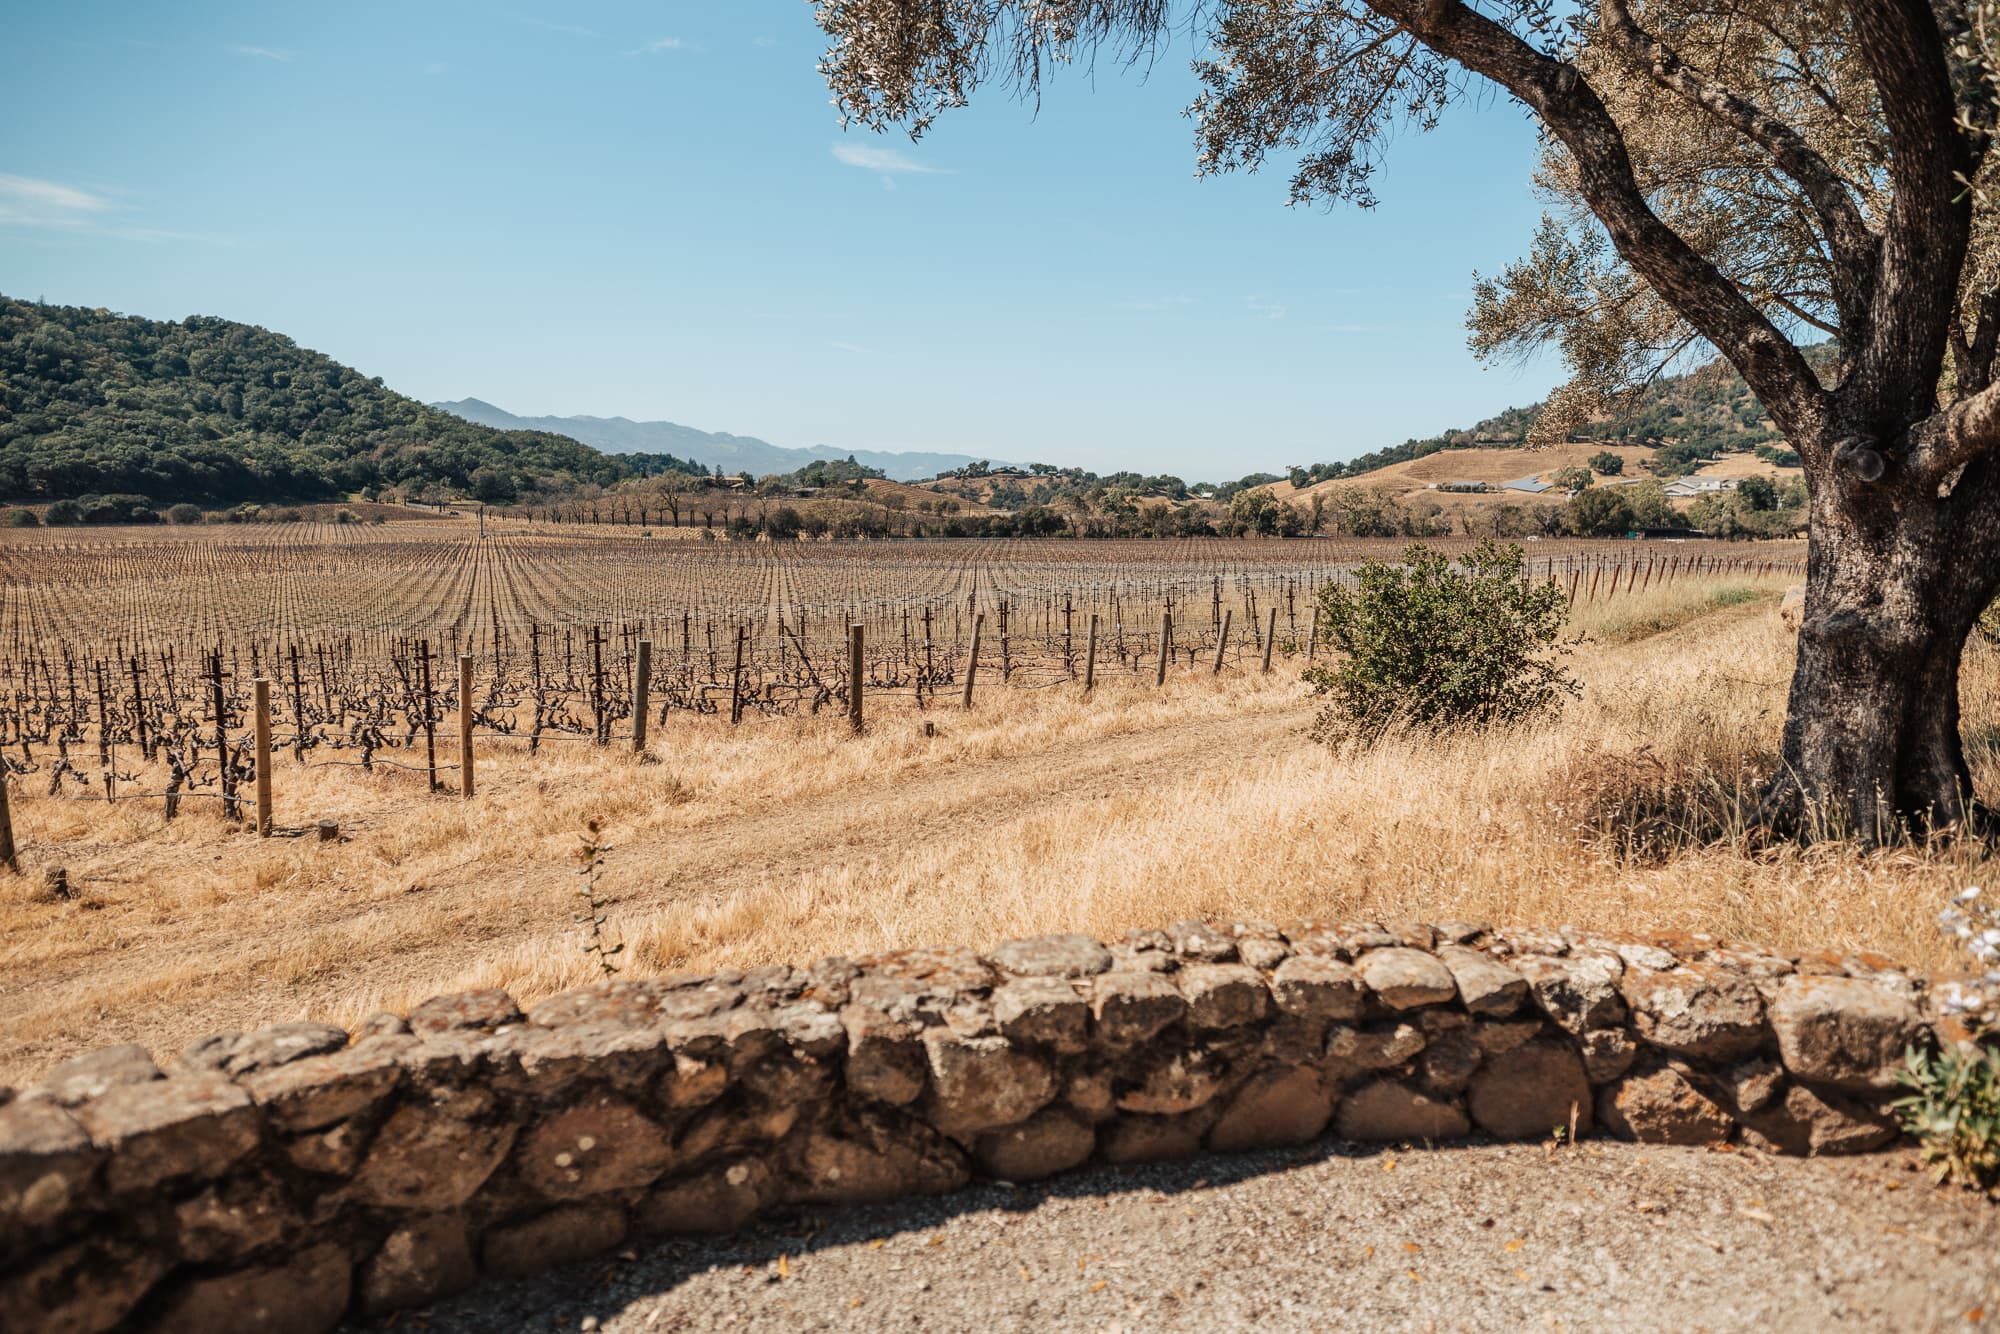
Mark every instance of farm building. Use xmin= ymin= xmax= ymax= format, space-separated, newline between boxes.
xmin=1663 ymin=477 xmax=1739 ymax=499
xmin=1502 ymin=476 xmax=1553 ymax=494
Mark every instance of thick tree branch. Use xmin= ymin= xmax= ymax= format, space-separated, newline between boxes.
xmin=1374 ymin=0 xmax=1830 ymax=452
xmin=1598 ymin=0 xmax=1878 ymax=337
xmin=1845 ymin=1 xmax=1975 ymax=427
xmin=1912 ymin=375 xmax=2000 ymax=485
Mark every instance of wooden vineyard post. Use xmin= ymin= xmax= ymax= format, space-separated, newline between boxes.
xmin=1307 ymin=605 xmax=1320 ymax=661
xmin=1262 ymin=606 xmax=1278 ymax=673
xmin=0 ymin=766 xmax=15 ymax=872
xmin=1156 ymin=611 xmax=1172 ymax=687
xmin=848 ymin=623 xmax=865 ymax=734
xmin=417 ymin=640 xmax=438 ymax=794
xmin=1083 ymin=613 xmax=1098 ymax=693
xmin=729 ymin=626 xmax=747 ymax=726
xmin=458 ymin=655 xmax=475 ymax=799
xmin=1213 ymin=609 xmax=1233 ymax=675
xmin=253 ymin=678 xmax=273 ymax=836
xmin=210 ymin=650 xmax=236 ymax=814
xmin=963 ymin=612 xmax=984 ymax=709
xmin=632 ymin=640 xmax=652 ymax=755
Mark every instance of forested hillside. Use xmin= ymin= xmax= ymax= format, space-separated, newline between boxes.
xmin=0 ymin=299 xmax=627 ymax=504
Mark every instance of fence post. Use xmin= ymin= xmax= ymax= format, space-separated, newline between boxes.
xmin=963 ymin=612 xmax=984 ymax=709
xmin=633 ymin=639 xmax=652 ymax=755
xmin=1262 ymin=606 xmax=1278 ymax=673
xmin=848 ymin=623 xmax=865 ymax=734
xmin=1083 ymin=613 xmax=1098 ymax=693
xmin=1213 ymin=608 xmax=1232 ymax=675
xmin=1307 ymin=605 xmax=1320 ymax=661
xmin=1156 ymin=611 xmax=1172 ymax=687
xmin=253 ymin=678 xmax=273 ymax=836
xmin=0 ymin=768 xmax=15 ymax=871
xmin=458 ymin=654 xmax=475 ymax=799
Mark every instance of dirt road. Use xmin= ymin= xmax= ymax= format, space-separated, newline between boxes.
xmin=362 ymin=1140 xmax=1999 ymax=1333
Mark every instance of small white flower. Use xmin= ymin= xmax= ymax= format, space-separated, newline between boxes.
xmin=1956 ymin=886 xmax=1984 ymax=903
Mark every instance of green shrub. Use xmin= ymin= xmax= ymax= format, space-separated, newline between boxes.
xmin=167 ymin=503 xmax=204 ymax=525
xmin=1894 ymin=1042 xmax=2000 ymax=1196
xmin=44 ymin=499 xmax=84 ymax=526
xmin=1588 ymin=450 xmax=1625 ymax=476
xmin=1305 ymin=540 xmax=1577 ymax=743
xmin=4 ymin=508 xmax=39 ymax=527
xmin=1565 ymin=487 xmax=1637 ymax=536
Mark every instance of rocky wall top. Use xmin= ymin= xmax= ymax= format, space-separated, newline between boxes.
xmin=0 ymin=919 xmax=1974 ymax=1333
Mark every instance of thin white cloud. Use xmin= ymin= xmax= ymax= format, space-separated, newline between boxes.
xmin=228 ymin=45 xmax=292 ymax=61
xmin=1246 ymin=297 xmax=1287 ymax=321
xmin=0 ymin=173 xmax=117 ymax=228
xmin=628 ymin=37 xmax=687 ymax=54
xmin=753 ymin=35 xmax=777 ymax=48
xmin=832 ymin=143 xmax=948 ymax=175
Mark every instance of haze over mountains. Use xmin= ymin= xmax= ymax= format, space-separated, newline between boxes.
xmin=431 ymin=399 xmax=996 ymax=482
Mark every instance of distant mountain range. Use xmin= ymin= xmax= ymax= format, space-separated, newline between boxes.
xmin=431 ymin=399 xmax=996 ymax=483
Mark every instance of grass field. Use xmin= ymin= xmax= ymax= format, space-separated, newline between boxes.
xmin=0 ymin=563 xmax=1982 ymax=1085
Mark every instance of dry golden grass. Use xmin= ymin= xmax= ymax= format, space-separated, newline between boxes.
xmin=0 ymin=571 xmax=1985 ymax=1083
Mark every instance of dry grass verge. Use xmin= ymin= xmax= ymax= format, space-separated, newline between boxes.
xmin=0 ymin=572 xmax=1984 ymax=1082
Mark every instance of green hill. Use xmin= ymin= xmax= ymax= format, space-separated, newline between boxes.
xmin=0 ymin=298 xmax=629 ymax=505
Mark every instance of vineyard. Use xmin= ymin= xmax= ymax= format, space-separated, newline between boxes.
xmin=0 ymin=523 xmax=1803 ymax=835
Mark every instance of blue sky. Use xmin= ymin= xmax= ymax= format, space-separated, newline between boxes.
xmin=3 ymin=2 xmax=1564 ymax=481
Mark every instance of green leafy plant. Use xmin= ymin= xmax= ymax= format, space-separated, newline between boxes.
xmin=572 ymin=819 xmax=625 ymax=978
xmin=1893 ymin=1042 xmax=2000 ymax=1196
xmin=1305 ymin=540 xmax=1577 ymax=744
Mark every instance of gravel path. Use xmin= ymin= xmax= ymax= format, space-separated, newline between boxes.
xmin=363 ymin=1140 xmax=1998 ymax=1332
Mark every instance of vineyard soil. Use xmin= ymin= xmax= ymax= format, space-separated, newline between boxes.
xmin=0 ymin=560 xmax=1983 ymax=1083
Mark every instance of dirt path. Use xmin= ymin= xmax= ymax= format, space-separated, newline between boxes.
xmin=356 ymin=1141 xmax=2000 ymax=1333
xmin=0 ymin=700 xmax=1316 ymax=1082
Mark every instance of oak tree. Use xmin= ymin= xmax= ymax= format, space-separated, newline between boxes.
xmin=813 ymin=0 xmax=2000 ymax=842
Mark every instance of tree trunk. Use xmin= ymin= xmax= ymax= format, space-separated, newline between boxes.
xmin=1769 ymin=453 xmax=2000 ymax=843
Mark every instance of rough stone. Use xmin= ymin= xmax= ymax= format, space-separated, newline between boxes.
xmin=1578 ymin=1029 xmax=1638 ymax=1083
xmin=1472 ymin=1019 xmax=1545 ymax=1057
xmin=986 ymin=934 xmax=1115 ymax=978
xmin=922 ymin=1032 xmax=1057 ymax=1136
xmin=975 ymin=1109 xmax=1096 ymax=1181
xmin=1467 ymin=1040 xmax=1593 ymax=1140
xmin=27 ymin=1044 xmax=162 ymax=1107
xmin=153 ymin=1241 xmax=349 ymax=1334
xmin=1721 ymin=1055 xmax=1786 ymax=1113
xmin=1416 ymin=1031 xmax=1482 ymax=1098
xmin=239 ymin=1043 xmax=403 ymax=1133
xmin=347 ymin=1094 xmax=517 ymax=1210
xmin=1327 ymin=1022 xmax=1427 ymax=1071
xmin=517 ymin=1097 xmax=673 ymax=1200
xmin=786 ymin=1123 xmax=968 ymax=1205
xmin=993 ymin=978 xmax=1089 ymax=1051
xmin=1739 ymin=1083 xmax=1899 ymax=1156
xmin=180 ymin=1023 xmax=349 ymax=1077
xmin=840 ymin=1006 xmax=926 ymax=1106
xmin=1597 ymin=1060 xmax=1735 ymax=1145
xmin=636 ymin=1158 xmax=774 ymax=1234
xmin=1270 ymin=956 xmax=1367 ymax=1022
xmin=1768 ymin=975 xmax=1926 ymax=1091
xmin=1514 ymin=952 xmax=1626 ymax=1033
xmin=1237 ymin=936 xmax=1290 ymax=970
xmin=1622 ymin=965 xmax=1768 ymax=1060
xmin=1099 ymin=1107 xmax=1219 ymax=1164
xmin=1335 ymin=1081 xmax=1470 ymax=1142
xmin=1091 ymin=971 xmax=1188 ymax=1045
xmin=0 ymin=1238 xmax=166 ymax=1333
xmin=1116 ymin=1050 xmax=1228 ymax=1115
xmin=0 ymin=1099 xmax=100 ymax=1236
xmin=359 ymin=1213 xmax=477 ymax=1316
xmin=1165 ymin=920 xmax=1238 ymax=961
xmin=500 ymin=1019 xmax=671 ymax=1096
xmin=72 ymin=1072 xmax=259 ymax=1195
xmin=482 ymin=1204 xmax=628 ymax=1278
xmin=1178 ymin=963 xmax=1271 ymax=1029
xmin=408 ymin=988 xmax=523 ymax=1035
xmin=1207 ymin=1067 xmax=1334 ymax=1152
xmin=1435 ymin=947 xmax=1529 ymax=1017
xmin=1355 ymin=948 xmax=1458 ymax=1010
xmin=172 ymin=1179 xmax=296 ymax=1264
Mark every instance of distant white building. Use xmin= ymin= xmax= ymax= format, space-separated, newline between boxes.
xmin=1502 ymin=476 xmax=1553 ymax=494
xmin=1663 ymin=477 xmax=1739 ymax=499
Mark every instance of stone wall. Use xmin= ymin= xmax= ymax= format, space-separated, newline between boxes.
xmin=0 ymin=920 xmax=1976 ymax=1331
